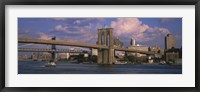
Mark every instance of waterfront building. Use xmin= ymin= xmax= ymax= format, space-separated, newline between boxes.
xmin=31 ymin=53 xmax=38 ymax=60
xmin=126 ymin=45 xmax=149 ymax=57
xmin=31 ymin=52 xmax=51 ymax=61
xmin=165 ymin=47 xmax=182 ymax=65
xmin=69 ymin=53 xmax=80 ymax=56
xmin=84 ymin=53 xmax=89 ymax=58
xmin=18 ymin=54 xmax=29 ymax=60
xmin=164 ymin=34 xmax=182 ymax=64
xmin=91 ymin=48 xmax=98 ymax=56
xmin=116 ymin=53 xmax=125 ymax=59
xmin=57 ymin=53 xmax=69 ymax=60
xmin=126 ymin=37 xmax=149 ymax=57
xmin=165 ymin=34 xmax=176 ymax=49
xmin=30 ymin=52 xmax=77 ymax=61
xmin=159 ymin=49 xmax=165 ymax=55
xmin=149 ymin=46 xmax=160 ymax=53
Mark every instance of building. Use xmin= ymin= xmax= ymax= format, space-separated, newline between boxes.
xmin=130 ymin=37 xmax=136 ymax=46
xmin=113 ymin=37 xmax=124 ymax=48
xmin=149 ymin=46 xmax=160 ymax=53
xmin=57 ymin=53 xmax=69 ymax=60
xmin=164 ymin=34 xmax=182 ymax=64
xmin=30 ymin=52 xmax=74 ymax=61
xmin=159 ymin=49 xmax=165 ymax=55
xmin=126 ymin=45 xmax=149 ymax=57
xmin=165 ymin=52 xmax=179 ymax=62
xmin=91 ymin=48 xmax=98 ymax=56
xmin=18 ymin=54 xmax=29 ymax=60
xmin=116 ymin=53 xmax=125 ymax=59
xmin=165 ymin=48 xmax=182 ymax=63
xmin=165 ymin=34 xmax=176 ymax=49
xmin=31 ymin=52 xmax=51 ymax=61
xmin=149 ymin=46 xmax=164 ymax=55
xmin=126 ymin=37 xmax=149 ymax=57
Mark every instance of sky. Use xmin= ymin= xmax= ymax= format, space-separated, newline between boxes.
xmin=18 ymin=18 xmax=182 ymax=50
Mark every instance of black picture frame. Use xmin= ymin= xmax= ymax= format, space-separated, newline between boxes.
xmin=0 ymin=0 xmax=199 ymax=92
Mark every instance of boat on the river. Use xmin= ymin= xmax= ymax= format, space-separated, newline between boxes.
xmin=159 ymin=60 xmax=166 ymax=65
xmin=45 ymin=60 xmax=56 ymax=67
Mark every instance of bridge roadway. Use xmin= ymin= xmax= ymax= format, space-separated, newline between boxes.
xmin=18 ymin=38 xmax=154 ymax=55
xmin=18 ymin=48 xmax=83 ymax=53
xmin=18 ymin=38 xmax=108 ymax=49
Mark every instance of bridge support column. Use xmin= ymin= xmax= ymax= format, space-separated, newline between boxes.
xmin=102 ymin=49 xmax=109 ymax=64
xmin=108 ymin=49 xmax=114 ymax=64
xmin=51 ymin=37 xmax=57 ymax=64
xmin=97 ymin=29 xmax=103 ymax=64
xmin=97 ymin=49 xmax=102 ymax=64
xmin=103 ymin=29 xmax=107 ymax=46
xmin=52 ymin=52 xmax=57 ymax=62
xmin=108 ymin=28 xmax=114 ymax=64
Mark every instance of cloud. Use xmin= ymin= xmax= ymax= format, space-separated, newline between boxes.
xmin=64 ymin=33 xmax=97 ymax=43
xmin=111 ymin=18 xmax=170 ymax=42
xmin=53 ymin=19 xmax=98 ymax=44
xmin=55 ymin=25 xmax=68 ymax=31
xmin=54 ymin=24 xmax=91 ymax=34
xmin=73 ymin=20 xmax=81 ymax=24
xmin=38 ymin=32 xmax=52 ymax=40
xmin=111 ymin=18 xmax=149 ymax=36
xmin=53 ymin=18 xmax=66 ymax=21
xmin=161 ymin=18 xmax=173 ymax=23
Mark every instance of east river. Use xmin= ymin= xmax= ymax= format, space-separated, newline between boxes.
xmin=18 ymin=61 xmax=182 ymax=74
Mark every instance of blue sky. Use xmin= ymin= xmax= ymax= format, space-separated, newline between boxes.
xmin=18 ymin=18 xmax=182 ymax=49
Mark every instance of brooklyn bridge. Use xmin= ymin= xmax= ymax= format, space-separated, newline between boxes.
xmin=18 ymin=28 xmax=154 ymax=65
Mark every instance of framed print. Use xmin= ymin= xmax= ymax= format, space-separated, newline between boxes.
xmin=0 ymin=0 xmax=200 ymax=92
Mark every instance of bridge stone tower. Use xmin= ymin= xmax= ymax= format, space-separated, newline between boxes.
xmin=97 ymin=28 xmax=114 ymax=64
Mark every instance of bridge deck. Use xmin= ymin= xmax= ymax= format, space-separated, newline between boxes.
xmin=18 ymin=48 xmax=83 ymax=53
xmin=18 ymin=38 xmax=109 ymax=49
xmin=18 ymin=38 xmax=154 ymax=55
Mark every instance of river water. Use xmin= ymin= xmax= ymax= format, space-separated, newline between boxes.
xmin=18 ymin=61 xmax=182 ymax=74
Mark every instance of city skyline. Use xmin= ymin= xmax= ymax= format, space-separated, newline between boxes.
xmin=18 ymin=18 xmax=182 ymax=49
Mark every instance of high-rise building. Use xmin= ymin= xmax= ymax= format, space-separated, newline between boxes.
xmin=130 ymin=37 xmax=135 ymax=46
xmin=165 ymin=34 xmax=176 ymax=49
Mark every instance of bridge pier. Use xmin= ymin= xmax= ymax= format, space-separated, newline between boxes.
xmin=108 ymin=48 xmax=114 ymax=64
xmin=102 ymin=49 xmax=109 ymax=64
xmin=97 ymin=49 xmax=102 ymax=64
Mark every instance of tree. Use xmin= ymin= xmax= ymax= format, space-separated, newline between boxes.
xmin=127 ymin=56 xmax=136 ymax=63
xmin=123 ymin=56 xmax=129 ymax=61
xmin=91 ymin=55 xmax=97 ymax=63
